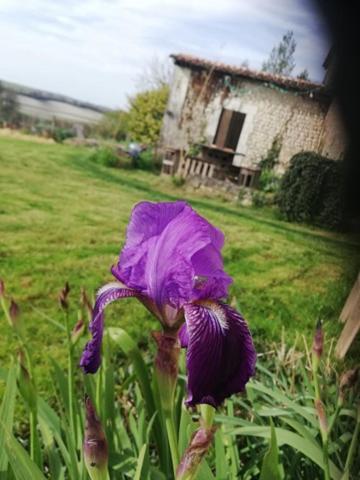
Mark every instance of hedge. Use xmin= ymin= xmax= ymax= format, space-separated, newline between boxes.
xmin=277 ymin=151 xmax=345 ymax=230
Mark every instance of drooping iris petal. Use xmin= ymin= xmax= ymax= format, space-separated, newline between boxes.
xmin=80 ymin=283 xmax=140 ymax=374
xmin=182 ymin=301 xmax=256 ymax=407
xmin=112 ymin=201 xmax=232 ymax=320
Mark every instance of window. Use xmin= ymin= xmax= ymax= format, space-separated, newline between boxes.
xmin=214 ymin=109 xmax=246 ymax=150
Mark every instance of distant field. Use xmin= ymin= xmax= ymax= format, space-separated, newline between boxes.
xmin=0 ymin=135 xmax=359 ymax=394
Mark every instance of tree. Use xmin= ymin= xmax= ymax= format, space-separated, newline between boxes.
xmin=136 ymin=56 xmax=173 ymax=91
xmin=297 ymin=68 xmax=310 ymax=81
xmin=126 ymin=85 xmax=169 ymax=144
xmin=262 ymin=31 xmax=296 ymax=76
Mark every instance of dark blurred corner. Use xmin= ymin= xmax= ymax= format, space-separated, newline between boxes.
xmin=314 ymin=1 xmax=360 ymax=231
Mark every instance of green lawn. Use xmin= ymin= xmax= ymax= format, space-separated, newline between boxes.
xmin=0 ymin=135 xmax=359 ymax=394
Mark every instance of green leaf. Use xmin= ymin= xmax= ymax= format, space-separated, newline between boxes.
xmin=0 ymin=363 xmax=17 ymax=475
xmin=215 ymin=429 xmax=228 ymax=480
xmin=134 ymin=444 xmax=149 ymax=480
xmin=247 ymin=382 xmax=318 ymax=427
xmin=340 ymin=470 xmax=350 ymax=480
xmin=226 ymin=400 xmax=240 ymax=478
xmin=259 ymin=421 xmax=283 ymax=480
xmin=229 ymin=425 xmax=342 ymax=480
xmin=0 ymin=426 xmax=45 ymax=480
xmin=50 ymin=358 xmax=69 ymax=415
xmin=178 ymin=406 xmax=194 ymax=456
xmin=196 ymin=459 xmax=216 ymax=480
xmin=149 ymin=466 xmax=167 ymax=480
xmin=280 ymin=417 xmax=318 ymax=447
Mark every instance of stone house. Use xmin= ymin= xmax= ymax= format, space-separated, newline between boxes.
xmin=160 ymin=53 xmax=346 ymax=188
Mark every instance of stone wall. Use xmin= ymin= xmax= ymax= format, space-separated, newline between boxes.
xmin=161 ymin=66 xmax=347 ymax=173
xmin=320 ymin=100 xmax=348 ymax=160
xmin=186 ymin=174 xmax=243 ymax=202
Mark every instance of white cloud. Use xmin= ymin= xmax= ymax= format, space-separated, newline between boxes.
xmin=0 ymin=0 xmax=330 ymax=108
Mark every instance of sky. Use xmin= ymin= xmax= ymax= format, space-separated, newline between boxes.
xmin=0 ymin=0 xmax=330 ymax=109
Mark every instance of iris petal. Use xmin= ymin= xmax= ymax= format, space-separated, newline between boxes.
xmin=80 ymin=283 xmax=140 ymax=374
xmin=113 ymin=201 xmax=232 ymax=316
xmin=182 ymin=301 xmax=256 ymax=407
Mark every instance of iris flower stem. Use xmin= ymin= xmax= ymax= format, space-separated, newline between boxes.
xmin=312 ymin=359 xmax=330 ymax=480
xmin=164 ymin=410 xmax=180 ymax=477
xmin=176 ymin=404 xmax=215 ymax=480
xmin=64 ymin=311 xmax=77 ymax=446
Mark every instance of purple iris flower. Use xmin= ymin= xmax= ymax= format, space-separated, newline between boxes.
xmin=80 ymin=200 xmax=256 ymax=407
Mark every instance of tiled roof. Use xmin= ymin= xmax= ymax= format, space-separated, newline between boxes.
xmin=171 ymin=53 xmax=325 ymax=93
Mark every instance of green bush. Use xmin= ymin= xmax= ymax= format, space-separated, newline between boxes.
xmin=277 ymin=151 xmax=345 ymax=230
xmin=52 ymin=127 xmax=75 ymax=143
xmin=134 ymin=148 xmax=161 ymax=172
xmin=252 ymin=190 xmax=276 ymax=208
xmin=258 ymin=169 xmax=282 ymax=193
xmin=89 ymin=147 xmax=120 ymax=168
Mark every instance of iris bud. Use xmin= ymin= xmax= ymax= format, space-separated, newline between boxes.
xmin=83 ymin=396 xmax=109 ymax=480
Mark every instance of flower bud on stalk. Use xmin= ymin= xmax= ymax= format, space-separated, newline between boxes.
xmin=315 ymin=398 xmax=328 ymax=437
xmin=176 ymin=405 xmax=216 ymax=480
xmin=312 ymin=320 xmax=324 ymax=373
xmin=17 ymin=350 xmax=37 ymax=412
xmin=83 ymin=396 xmax=109 ymax=480
xmin=71 ymin=313 xmax=85 ymax=345
xmin=59 ymin=282 xmax=70 ymax=310
xmin=0 ymin=280 xmax=19 ymax=329
xmin=9 ymin=299 xmax=20 ymax=327
xmin=80 ymin=287 xmax=93 ymax=321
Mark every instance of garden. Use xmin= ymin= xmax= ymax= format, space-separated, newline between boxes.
xmin=0 ymin=134 xmax=359 ymax=479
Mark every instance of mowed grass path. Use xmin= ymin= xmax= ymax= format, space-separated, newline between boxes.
xmin=0 ymin=135 xmax=359 ymax=393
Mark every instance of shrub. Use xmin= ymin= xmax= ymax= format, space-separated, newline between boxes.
xmin=277 ymin=151 xmax=345 ymax=230
xmin=252 ymin=190 xmax=277 ymax=208
xmin=89 ymin=147 xmax=120 ymax=168
xmin=136 ymin=148 xmax=161 ymax=171
xmin=258 ymin=169 xmax=282 ymax=193
xmin=52 ymin=127 xmax=75 ymax=143
xmin=126 ymin=85 xmax=169 ymax=144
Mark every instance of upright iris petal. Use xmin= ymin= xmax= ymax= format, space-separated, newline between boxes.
xmin=179 ymin=301 xmax=256 ymax=407
xmin=112 ymin=201 xmax=232 ymax=316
